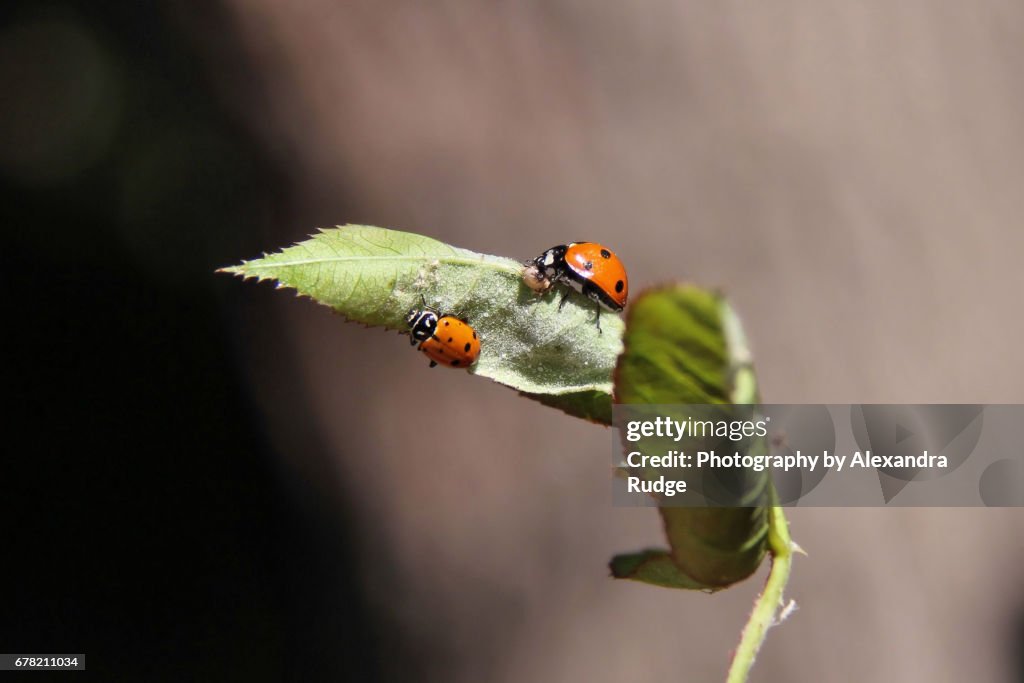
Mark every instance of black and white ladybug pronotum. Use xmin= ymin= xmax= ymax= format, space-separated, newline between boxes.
xmin=523 ymin=242 xmax=628 ymax=331
xmin=405 ymin=305 xmax=481 ymax=369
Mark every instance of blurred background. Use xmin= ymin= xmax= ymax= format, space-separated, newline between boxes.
xmin=3 ymin=1 xmax=1023 ymax=681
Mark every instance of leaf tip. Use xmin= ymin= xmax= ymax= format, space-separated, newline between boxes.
xmin=216 ymin=263 xmax=257 ymax=279
xmin=608 ymin=552 xmax=646 ymax=579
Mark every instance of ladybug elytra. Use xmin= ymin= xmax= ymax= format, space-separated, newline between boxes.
xmin=405 ymin=305 xmax=481 ymax=369
xmin=523 ymin=242 xmax=628 ymax=330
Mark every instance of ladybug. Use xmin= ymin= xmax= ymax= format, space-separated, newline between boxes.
xmin=405 ymin=305 xmax=481 ymax=369
xmin=524 ymin=242 xmax=628 ymax=330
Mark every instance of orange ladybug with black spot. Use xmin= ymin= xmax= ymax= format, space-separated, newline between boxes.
xmin=405 ymin=305 xmax=481 ymax=369
xmin=523 ymin=242 xmax=628 ymax=329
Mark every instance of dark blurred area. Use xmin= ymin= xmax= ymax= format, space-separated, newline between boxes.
xmin=2 ymin=1 xmax=1024 ymax=682
xmin=1 ymin=2 xmax=386 ymax=681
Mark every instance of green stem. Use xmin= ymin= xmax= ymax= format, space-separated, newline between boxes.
xmin=725 ymin=503 xmax=794 ymax=683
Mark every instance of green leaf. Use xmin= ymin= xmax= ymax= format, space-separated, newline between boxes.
xmin=220 ymin=225 xmax=622 ymax=421
xmin=608 ymin=549 xmax=714 ymax=591
xmin=611 ymin=285 xmax=770 ymax=589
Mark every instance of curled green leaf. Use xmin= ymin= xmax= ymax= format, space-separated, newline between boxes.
xmin=611 ymin=285 xmax=770 ymax=589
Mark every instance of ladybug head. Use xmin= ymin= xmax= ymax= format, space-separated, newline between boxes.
xmin=521 ymin=263 xmax=553 ymax=294
xmin=406 ymin=307 xmax=439 ymax=342
xmin=405 ymin=294 xmax=432 ymax=327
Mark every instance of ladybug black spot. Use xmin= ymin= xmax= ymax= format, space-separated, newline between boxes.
xmin=600 ymin=249 xmax=611 ymax=259
xmin=615 ymin=280 xmax=624 ymax=293
xmin=584 ymin=261 xmax=593 ymax=270
xmin=464 ymin=342 xmax=471 ymax=352
xmin=444 ymin=321 xmax=450 ymax=326
xmin=448 ymin=337 xmax=453 ymax=342
xmin=472 ymin=332 xmax=477 ymax=339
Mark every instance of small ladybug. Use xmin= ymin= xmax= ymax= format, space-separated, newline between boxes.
xmin=405 ymin=305 xmax=481 ymax=369
xmin=524 ymin=242 xmax=628 ymax=330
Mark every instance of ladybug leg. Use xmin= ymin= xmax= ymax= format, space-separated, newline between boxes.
xmin=595 ymin=304 xmax=603 ymax=334
xmin=429 ymin=360 xmax=438 ymax=368
xmin=558 ymin=290 xmax=571 ymax=311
